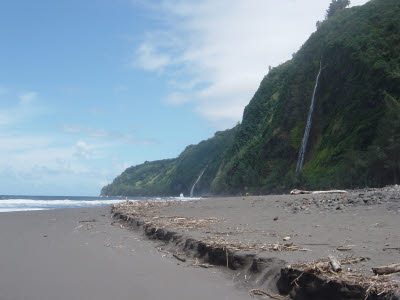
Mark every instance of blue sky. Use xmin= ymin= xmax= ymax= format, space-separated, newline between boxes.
xmin=0 ymin=0 xmax=368 ymax=195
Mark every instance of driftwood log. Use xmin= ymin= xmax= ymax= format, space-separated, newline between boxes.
xmin=328 ymin=255 xmax=342 ymax=272
xmin=336 ymin=246 xmax=353 ymax=251
xmin=372 ymin=263 xmax=400 ymax=275
xmin=172 ymin=254 xmax=186 ymax=262
xmin=249 ymin=289 xmax=290 ymax=300
xmin=290 ymin=189 xmax=347 ymax=195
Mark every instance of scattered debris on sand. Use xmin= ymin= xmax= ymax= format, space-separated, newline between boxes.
xmin=284 ymin=185 xmax=400 ymax=213
xmin=289 ymin=257 xmax=400 ymax=297
xmin=113 ymin=201 xmax=308 ymax=253
xmin=113 ymin=201 xmax=222 ymax=230
xmin=201 ymin=236 xmax=309 ymax=253
xmin=111 ymin=185 xmax=400 ymax=299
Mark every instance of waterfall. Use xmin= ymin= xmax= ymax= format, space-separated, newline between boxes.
xmin=190 ymin=168 xmax=207 ymax=197
xmin=296 ymin=61 xmax=322 ymax=173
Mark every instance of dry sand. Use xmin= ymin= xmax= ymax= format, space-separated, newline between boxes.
xmin=136 ymin=187 xmax=400 ymax=277
xmin=111 ymin=186 xmax=400 ymax=299
xmin=160 ymin=195 xmax=400 ymax=280
xmin=0 ymin=207 xmax=252 ymax=300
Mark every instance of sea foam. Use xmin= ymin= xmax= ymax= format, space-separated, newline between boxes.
xmin=0 ymin=195 xmax=200 ymax=212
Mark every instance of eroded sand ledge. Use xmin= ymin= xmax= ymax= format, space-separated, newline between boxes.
xmin=112 ymin=186 xmax=400 ymax=300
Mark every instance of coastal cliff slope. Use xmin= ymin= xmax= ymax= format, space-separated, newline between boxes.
xmin=211 ymin=0 xmax=400 ymax=194
xmin=101 ymin=128 xmax=237 ymax=196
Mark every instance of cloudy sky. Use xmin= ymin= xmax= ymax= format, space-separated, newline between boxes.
xmin=0 ymin=0 xmax=369 ymax=195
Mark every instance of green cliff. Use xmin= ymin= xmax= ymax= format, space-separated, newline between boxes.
xmin=102 ymin=0 xmax=400 ymax=196
xmin=101 ymin=128 xmax=237 ymax=196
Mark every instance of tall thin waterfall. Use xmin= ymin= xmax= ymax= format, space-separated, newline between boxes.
xmin=190 ymin=168 xmax=206 ymax=197
xmin=296 ymin=61 xmax=322 ymax=173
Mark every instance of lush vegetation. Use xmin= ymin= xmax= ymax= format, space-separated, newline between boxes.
xmin=211 ymin=0 xmax=400 ymax=194
xmin=326 ymin=0 xmax=350 ymax=19
xmin=101 ymin=127 xmax=238 ymax=196
xmin=102 ymin=0 xmax=400 ymax=196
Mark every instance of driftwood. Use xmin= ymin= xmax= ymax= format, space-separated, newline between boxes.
xmin=290 ymin=257 xmax=400 ymax=296
xmin=336 ymin=246 xmax=353 ymax=251
xmin=192 ymin=258 xmax=213 ymax=269
xmin=172 ymin=254 xmax=186 ymax=262
xmin=372 ymin=263 xmax=400 ymax=275
xmin=383 ymin=247 xmax=400 ymax=251
xmin=249 ymin=289 xmax=289 ymax=300
xmin=79 ymin=219 xmax=96 ymax=223
xmin=329 ymin=255 xmax=342 ymax=272
xmin=193 ymin=263 xmax=213 ymax=268
xmin=290 ymin=189 xmax=347 ymax=195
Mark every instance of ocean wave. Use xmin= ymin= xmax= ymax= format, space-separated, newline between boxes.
xmin=0 ymin=199 xmax=124 ymax=212
xmin=0 ymin=208 xmax=49 ymax=212
xmin=0 ymin=199 xmax=124 ymax=206
xmin=0 ymin=196 xmax=201 ymax=212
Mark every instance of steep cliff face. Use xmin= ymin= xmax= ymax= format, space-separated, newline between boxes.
xmin=211 ymin=0 xmax=400 ymax=194
xmin=101 ymin=127 xmax=237 ymax=196
xmin=102 ymin=0 xmax=400 ymax=196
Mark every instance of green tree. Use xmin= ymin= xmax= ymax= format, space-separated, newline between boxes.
xmin=326 ymin=0 xmax=350 ymax=19
xmin=372 ymin=93 xmax=400 ymax=184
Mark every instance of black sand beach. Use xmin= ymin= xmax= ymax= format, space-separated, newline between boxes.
xmin=1 ymin=187 xmax=399 ymax=300
xmin=0 ymin=207 xmax=252 ymax=300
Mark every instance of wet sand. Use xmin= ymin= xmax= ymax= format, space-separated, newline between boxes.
xmin=0 ymin=207 xmax=252 ymax=300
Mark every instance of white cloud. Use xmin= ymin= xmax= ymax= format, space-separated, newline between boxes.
xmin=134 ymin=42 xmax=172 ymax=72
xmin=0 ymin=134 xmax=115 ymax=194
xmin=0 ymin=135 xmax=52 ymax=151
xmin=0 ymin=139 xmax=85 ymax=180
xmin=0 ymin=90 xmax=41 ymax=127
xmin=164 ymin=92 xmax=191 ymax=105
xmin=131 ymin=0 xmax=369 ymax=128
xmin=19 ymin=91 xmax=37 ymax=105
xmin=61 ymin=124 xmax=158 ymax=145
xmin=74 ymin=141 xmax=93 ymax=160
xmin=351 ymin=0 xmax=370 ymax=6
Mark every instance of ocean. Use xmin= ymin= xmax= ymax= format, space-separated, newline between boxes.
xmin=0 ymin=195 xmax=198 ymax=213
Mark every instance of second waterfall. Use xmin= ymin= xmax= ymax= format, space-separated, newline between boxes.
xmin=296 ymin=61 xmax=322 ymax=173
xmin=190 ymin=168 xmax=207 ymax=197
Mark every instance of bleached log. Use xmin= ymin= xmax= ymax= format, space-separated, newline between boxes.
xmin=311 ymin=190 xmax=347 ymax=194
xmin=328 ymin=255 xmax=342 ymax=272
xmin=372 ymin=263 xmax=400 ymax=275
xmin=290 ymin=189 xmax=347 ymax=195
xmin=290 ymin=189 xmax=311 ymax=195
